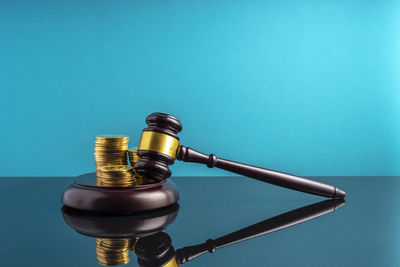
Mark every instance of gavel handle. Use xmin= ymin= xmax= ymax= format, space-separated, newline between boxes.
xmin=175 ymin=199 xmax=345 ymax=264
xmin=177 ymin=146 xmax=345 ymax=199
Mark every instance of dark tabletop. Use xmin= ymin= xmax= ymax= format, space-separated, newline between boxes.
xmin=0 ymin=176 xmax=397 ymax=267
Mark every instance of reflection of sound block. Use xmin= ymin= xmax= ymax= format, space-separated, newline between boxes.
xmin=62 ymin=203 xmax=179 ymax=238
xmin=62 ymin=172 xmax=179 ymax=214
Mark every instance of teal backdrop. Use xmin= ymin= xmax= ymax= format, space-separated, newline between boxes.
xmin=1 ymin=0 xmax=399 ymax=177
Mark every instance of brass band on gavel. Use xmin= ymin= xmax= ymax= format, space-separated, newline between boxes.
xmin=137 ymin=131 xmax=180 ymax=160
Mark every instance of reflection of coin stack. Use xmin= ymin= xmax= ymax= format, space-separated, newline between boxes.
xmin=96 ymin=165 xmax=135 ymax=187
xmin=96 ymin=238 xmax=131 ymax=266
xmin=94 ymin=135 xmax=129 ymax=167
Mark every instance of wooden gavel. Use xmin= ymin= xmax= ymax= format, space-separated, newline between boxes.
xmin=134 ymin=112 xmax=346 ymax=199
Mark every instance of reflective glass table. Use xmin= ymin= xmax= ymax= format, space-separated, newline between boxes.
xmin=0 ymin=175 xmax=398 ymax=267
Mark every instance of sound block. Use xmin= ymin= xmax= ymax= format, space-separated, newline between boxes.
xmin=62 ymin=172 xmax=179 ymax=214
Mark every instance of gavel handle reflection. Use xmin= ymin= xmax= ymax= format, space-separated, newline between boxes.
xmin=175 ymin=199 xmax=344 ymax=264
xmin=177 ymin=146 xmax=346 ymax=199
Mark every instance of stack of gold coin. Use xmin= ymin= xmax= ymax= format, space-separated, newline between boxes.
xmin=128 ymin=147 xmax=146 ymax=185
xmin=128 ymin=147 xmax=140 ymax=166
xmin=96 ymin=165 xmax=135 ymax=187
xmin=94 ymin=135 xmax=129 ymax=167
xmin=96 ymin=238 xmax=131 ymax=266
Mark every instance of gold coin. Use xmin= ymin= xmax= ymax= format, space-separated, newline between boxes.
xmin=128 ymin=147 xmax=141 ymax=166
xmin=97 ymin=165 xmax=133 ymax=172
xmin=96 ymin=134 xmax=129 ymax=139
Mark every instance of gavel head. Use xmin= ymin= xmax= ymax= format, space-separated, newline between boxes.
xmin=134 ymin=113 xmax=182 ymax=182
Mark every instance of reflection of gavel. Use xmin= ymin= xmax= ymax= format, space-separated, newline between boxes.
xmin=135 ymin=113 xmax=345 ymax=198
xmin=135 ymin=199 xmax=345 ymax=266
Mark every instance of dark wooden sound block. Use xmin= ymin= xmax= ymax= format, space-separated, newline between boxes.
xmin=62 ymin=172 xmax=179 ymax=214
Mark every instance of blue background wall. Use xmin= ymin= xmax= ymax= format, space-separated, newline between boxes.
xmin=1 ymin=0 xmax=399 ymax=177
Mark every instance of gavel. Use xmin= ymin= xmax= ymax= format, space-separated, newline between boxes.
xmin=134 ymin=112 xmax=346 ymax=199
